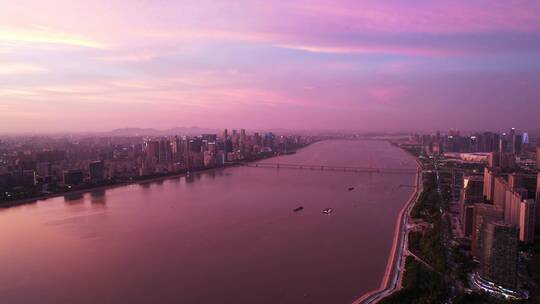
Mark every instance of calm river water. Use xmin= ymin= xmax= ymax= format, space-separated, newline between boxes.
xmin=0 ymin=140 xmax=416 ymax=304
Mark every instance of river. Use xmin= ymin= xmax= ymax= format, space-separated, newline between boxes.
xmin=0 ymin=140 xmax=416 ymax=304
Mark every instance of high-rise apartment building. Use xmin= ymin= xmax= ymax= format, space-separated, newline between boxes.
xmin=480 ymin=221 xmax=518 ymax=290
xmin=519 ymin=199 xmax=536 ymax=243
xmin=505 ymin=188 xmax=527 ymax=225
xmin=145 ymin=141 xmax=160 ymax=162
xmin=460 ymin=175 xmax=484 ymax=236
xmin=493 ymin=176 xmax=508 ymax=211
xmin=89 ymin=161 xmax=105 ymax=183
xmin=536 ymin=172 xmax=540 ymax=225
xmin=537 ymin=147 xmax=540 ymax=169
xmin=472 ymin=203 xmax=504 ymax=258
xmin=483 ymin=167 xmax=496 ymax=202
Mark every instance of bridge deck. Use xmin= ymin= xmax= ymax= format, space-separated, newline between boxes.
xmin=241 ymin=162 xmax=417 ymax=175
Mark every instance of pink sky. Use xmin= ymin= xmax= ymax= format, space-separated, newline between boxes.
xmin=1 ymin=0 xmax=540 ymax=133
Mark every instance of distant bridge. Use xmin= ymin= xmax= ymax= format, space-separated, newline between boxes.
xmin=240 ymin=162 xmax=418 ymax=175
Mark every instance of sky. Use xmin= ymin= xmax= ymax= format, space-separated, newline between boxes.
xmin=1 ymin=0 xmax=540 ymax=133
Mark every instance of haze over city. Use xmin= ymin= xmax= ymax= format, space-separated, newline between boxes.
xmin=2 ymin=0 xmax=540 ymax=133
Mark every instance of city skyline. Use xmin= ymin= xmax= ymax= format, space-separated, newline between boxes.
xmin=2 ymin=1 xmax=540 ymax=133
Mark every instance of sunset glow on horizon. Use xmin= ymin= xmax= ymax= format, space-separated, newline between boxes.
xmin=2 ymin=0 xmax=540 ymax=133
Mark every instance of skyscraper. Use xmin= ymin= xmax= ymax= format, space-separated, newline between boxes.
xmin=222 ymin=129 xmax=228 ymax=141
xmin=240 ymin=129 xmax=246 ymax=153
xmin=536 ymin=147 xmax=540 ymax=170
xmin=499 ymin=134 xmax=508 ymax=154
xmin=508 ymin=173 xmax=523 ymax=190
xmin=472 ymin=204 xmax=503 ymax=258
xmin=172 ymin=136 xmax=181 ymax=162
xmin=460 ymin=175 xmax=484 ymax=236
xmin=509 ymin=128 xmax=516 ymax=155
xmin=514 ymin=134 xmax=522 ymax=155
xmin=145 ymin=140 xmax=160 ymax=162
xmin=480 ymin=221 xmax=518 ymax=290
xmin=63 ymin=169 xmax=84 ymax=186
xmin=504 ymin=188 xmax=527 ymax=226
xmin=487 ymin=152 xmax=500 ymax=168
xmin=483 ymin=168 xmax=496 ymax=202
xmin=222 ymin=129 xmax=229 ymax=154
xmin=536 ymin=172 xmax=540 ymax=225
xmin=493 ymin=176 xmax=508 ymax=211
xmin=519 ymin=199 xmax=536 ymax=243
xmin=89 ymin=161 xmax=105 ymax=183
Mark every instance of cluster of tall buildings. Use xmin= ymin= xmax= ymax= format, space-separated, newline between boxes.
xmin=415 ymin=128 xmax=535 ymax=157
xmin=139 ymin=130 xmax=302 ymax=175
xmin=415 ymin=127 xmax=539 ymax=294
xmin=449 ymin=128 xmax=540 ymax=292
xmin=466 ymin=170 xmax=539 ymax=290
xmin=0 ymin=130 xmax=314 ymax=201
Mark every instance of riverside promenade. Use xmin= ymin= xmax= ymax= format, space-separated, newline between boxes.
xmin=354 ymin=159 xmax=422 ymax=304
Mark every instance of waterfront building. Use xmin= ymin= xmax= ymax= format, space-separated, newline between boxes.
xmin=222 ymin=129 xmax=228 ymax=141
xmin=240 ymin=129 xmax=246 ymax=150
xmin=171 ymin=136 xmax=181 ymax=162
xmin=253 ymin=132 xmax=262 ymax=146
xmin=36 ymin=162 xmax=52 ymax=177
xmin=63 ymin=169 xmax=84 ymax=186
xmin=479 ymin=221 xmax=518 ymax=290
xmin=216 ymin=150 xmax=226 ymax=166
xmin=145 ymin=141 xmax=160 ymax=162
xmin=89 ymin=161 xmax=105 ymax=183
xmin=207 ymin=142 xmax=216 ymax=153
xmin=0 ymin=171 xmax=37 ymax=190
xmin=201 ymin=134 xmax=217 ymax=142
xmin=158 ymin=140 xmax=172 ymax=163
xmin=18 ymin=170 xmax=36 ymax=187
xmin=232 ymin=129 xmax=239 ymax=151
xmin=203 ymin=151 xmax=216 ymax=167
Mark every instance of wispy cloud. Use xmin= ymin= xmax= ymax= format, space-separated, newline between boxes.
xmin=0 ymin=27 xmax=106 ymax=49
xmin=0 ymin=63 xmax=47 ymax=75
xmin=276 ymin=43 xmax=454 ymax=57
xmin=1 ymin=0 xmax=540 ymax=132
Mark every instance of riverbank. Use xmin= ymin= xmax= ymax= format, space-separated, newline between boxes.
xmin=354 ymin=157 xmax=422 ymax=304
xmin=0 ymin=165 xmax=230 ymax=208
xmin=0 ymin=145 xmax=313 ymax=209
